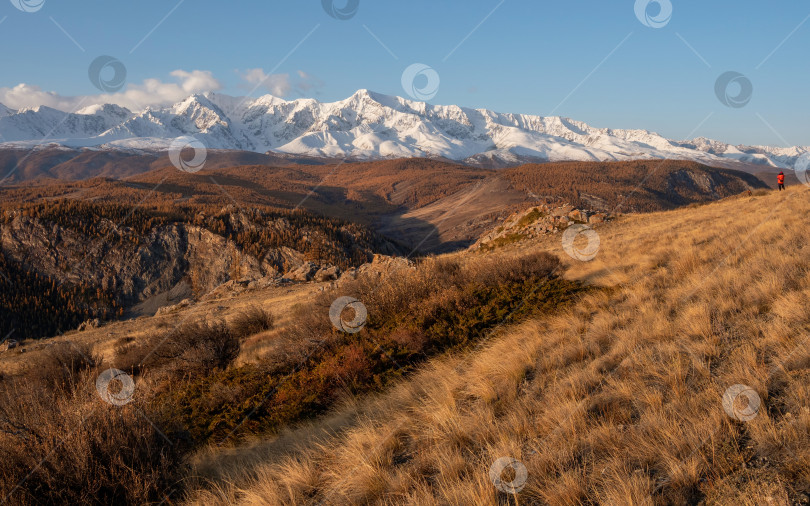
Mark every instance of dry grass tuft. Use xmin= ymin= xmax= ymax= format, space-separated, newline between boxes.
xmin=23 ymin=341 xmax=99 ymax=393
xmin=229 ymin=307 xmax=275 ymax=340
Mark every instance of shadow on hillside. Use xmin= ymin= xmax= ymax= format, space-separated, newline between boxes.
xmin=114 ymin=172 xmax=485 ymax=256
xmin=297 ymin=184 xmax=468 ymax=255
xmin=189 ymin=407 xmax=364 ymax=490
xmin=373 ymin=212 xmax=473 ymax=255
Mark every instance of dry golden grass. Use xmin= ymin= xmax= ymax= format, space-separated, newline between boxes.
xmin=184 ymin=186 xmax=810 ymax=505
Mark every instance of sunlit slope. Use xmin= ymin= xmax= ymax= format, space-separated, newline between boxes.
xmin=189 ymin=185 xmax=810 ymax=505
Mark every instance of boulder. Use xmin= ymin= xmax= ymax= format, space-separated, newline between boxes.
xmin=314 ymin=265 xmax=341 ymax=282
xmin=589 ymin=213 xmax=606 ymax=224
xmin=551 ymin=205 xmax=574 ymax=217
xmin=247 ymin=275 xmax=279 ymax=290
xmin=78 ymin=318 xmax=101 ymax=332
xmin=287 ymin=262 xmax=318 ymax=282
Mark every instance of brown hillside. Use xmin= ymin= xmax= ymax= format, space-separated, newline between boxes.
xmin=0 ymin=147 xmax=332 ymax=183
xmin=502 ymin=159 xmax=769 ymax=213
xmin=1 ymin=158 xmax=768 ymax=252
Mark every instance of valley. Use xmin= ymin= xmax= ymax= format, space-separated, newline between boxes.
xmin=0 ymin=158 xmax=768 ymax=342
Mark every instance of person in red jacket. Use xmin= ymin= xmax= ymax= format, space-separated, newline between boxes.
xmin=777 ymin=171 xmax=785 ymax=191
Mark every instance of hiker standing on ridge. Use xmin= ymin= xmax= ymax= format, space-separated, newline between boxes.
xmin=777 ymin=171 xmax=785 ymax=191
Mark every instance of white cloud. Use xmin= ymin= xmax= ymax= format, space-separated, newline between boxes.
xmin=0 ymin=70 xmax=223 ymax=112
xmin=0 ymin=68 xmax=324 ymax=113
xmin=295 ymin=71 xmax=325 ymax=94
xmin=237 ymin=68 xmax=324 ymax=98
xmin=0 ymin=84 xmax=71 ymax=111
xmin=239 ymin=68 xmax=292 ymax=97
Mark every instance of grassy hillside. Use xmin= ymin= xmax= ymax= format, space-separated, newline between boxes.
xmin=185 ymin=185 xmax=810 ymax=505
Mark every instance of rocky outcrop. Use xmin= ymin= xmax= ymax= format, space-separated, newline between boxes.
xmin=337 ymin=254 xmax=416 ymax=283
xmin=78 ymin=319 xmax=101 ymax=331
xmin=471 ymin=204 xmax=611 ymax=250
xmin=0 ymin=214 xmax=266 ymax=306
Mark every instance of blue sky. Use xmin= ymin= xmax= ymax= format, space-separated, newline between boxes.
xmin=0 ymin=0 xmax=807 ymax=146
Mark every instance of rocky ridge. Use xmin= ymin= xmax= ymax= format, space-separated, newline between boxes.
xmin=472 ymin=204 xmax=612 ymax=250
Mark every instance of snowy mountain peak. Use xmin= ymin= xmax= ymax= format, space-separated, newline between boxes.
xmin=0 ymin=90 xmax=806 ymax=169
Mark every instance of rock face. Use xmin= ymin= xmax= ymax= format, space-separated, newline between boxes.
xmin=471 ymin=204 xmax=612 ymax=250
xmin=0 ymin=211 xmax=355 ymax=313
xmin=0 ymin=214 xmax=270 ymax=306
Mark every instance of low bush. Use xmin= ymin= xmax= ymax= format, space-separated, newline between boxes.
xmin=114 ymin=321 xmax=240 ymax=377
xmin=24 ymin=341 xmax=99 ymax=393
xmin=160 ymin=252 xmax=585 ymax=443
xmin=0 ymin=368 xmax=187 ymax=504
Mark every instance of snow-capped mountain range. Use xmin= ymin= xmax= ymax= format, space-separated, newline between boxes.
xmin=0 ymin=89 xmax=805 ymax=169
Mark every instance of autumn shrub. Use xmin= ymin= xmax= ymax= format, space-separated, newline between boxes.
xmin=163 ymin=322 xmax=240 ymax=375
xmin=114 ymin=321 xmax=240 ymax=377
xmin=0 ymin=370 xmax=186 ymax=505
xmin=112 ymin=337 xmax=153 ymax=375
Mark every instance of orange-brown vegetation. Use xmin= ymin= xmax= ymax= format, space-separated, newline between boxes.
xmin=0 ymin=250 xmax=121 ymax=340
xmin=502 ymin=159 xmax=767 ymax=212
xmin=1 ymin=159 xmax=766 ymax=223
xmin=0 ymin=248 xmax=583 ymax=504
